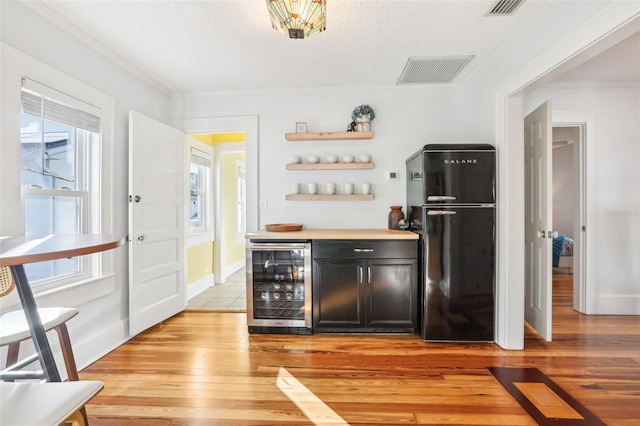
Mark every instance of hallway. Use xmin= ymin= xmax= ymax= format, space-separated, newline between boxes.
xmin=186 ymin=268 xmax=246 ymax=310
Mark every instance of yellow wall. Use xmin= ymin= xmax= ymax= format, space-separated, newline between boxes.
xmin=223 ymin=151 xmax=246 ymax=268
xmin=187 ymin=242 xmax=213 ymax=285
xmin=185 ymin=133 xmax=215 ymax=287
xmin=192 ymin=132 xmax=246 ymax=145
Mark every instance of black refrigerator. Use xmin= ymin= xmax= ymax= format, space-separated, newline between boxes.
xmin=406 ymin=144 xmax=495 ymax=342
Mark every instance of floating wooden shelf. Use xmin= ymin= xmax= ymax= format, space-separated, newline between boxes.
xmin=286 ymin=163 xmax=375 ymax=171
xmin=285 ymin=131 xmax=374 ymax=141
xmin=286 ymin=194 xmax=374 ymax=201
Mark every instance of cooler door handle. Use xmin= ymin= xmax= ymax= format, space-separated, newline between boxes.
xmin=427 ymin=196 xmax=457 ymax=201
xmin=353 ymin=248 xmax=374 ymax=253
xmin=427 ymin=211 xmax=457 ymax=216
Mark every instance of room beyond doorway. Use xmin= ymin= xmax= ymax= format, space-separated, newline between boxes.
xmin=187 ymin=267 xmax=246 ymax=310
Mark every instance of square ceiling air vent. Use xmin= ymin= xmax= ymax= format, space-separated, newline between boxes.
xmin=397 ymin=56 xmax=475 ymax=84
xmin=487 ymin=0 xmax=524 ymax=15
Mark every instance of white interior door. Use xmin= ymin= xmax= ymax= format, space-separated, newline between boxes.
xmin=524 ymin=101 xmax=553 ymax=342
xmin=129 ymin=111 xmax=186 ymax=336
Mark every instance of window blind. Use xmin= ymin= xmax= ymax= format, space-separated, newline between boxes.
xmin=191 ymin=152 xmax=211 ymax=167
xmin=21 ymin=90 xmax=101 ymax=133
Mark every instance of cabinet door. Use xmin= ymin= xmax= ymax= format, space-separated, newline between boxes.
xmin=313 ymin=258 xmax=365 ymax=330
xmin=366 ymin=258 xmax=417 ymax=330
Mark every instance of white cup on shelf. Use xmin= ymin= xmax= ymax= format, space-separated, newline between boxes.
xmin=290 ymin=156 xmax=301 ymax=164
xmin=359 ymin=155 xmax=372 ymax=163
xmin=292 ymin=183 xmax=301 ymax=194
xmin=361 ymin=183 xmax=373 ymax=195
xmin=326 ymin=183 xmax=337 ymax=194
xmin=307 ymin=183 xmax=318 ymax=194
xmin=342 ymin=155 xmax=355 ymax=163
xmin=326 ymin=155 xmax=338 ymax=163
xmin=307 ymin=156 xmax=320 ymax=164
xmin=343 ymin=183 xmax=354 ymax=195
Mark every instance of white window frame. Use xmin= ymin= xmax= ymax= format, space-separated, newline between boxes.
xmin=235 ymin=160 xmax=246 ymax=245
xmin=20 ymin=81 xmax=101 ymax=290
xmin=185 ymin=136 xmax=214 ymax=248
xmin=1 ymin=45 xmax=115 ymax=304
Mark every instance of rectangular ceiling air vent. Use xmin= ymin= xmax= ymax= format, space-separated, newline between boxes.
xmin=397 ymin=56 xmax=474 ymax=84
xmin=487 ymin=0 xmax=524 ymax=15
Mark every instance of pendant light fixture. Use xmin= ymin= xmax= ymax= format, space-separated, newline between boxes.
xmin=265 ymin=0 xmax=327 ymax=39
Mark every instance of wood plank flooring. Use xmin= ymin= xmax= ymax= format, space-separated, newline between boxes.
xmin=81 ymin=275 xmax=640 ymax=425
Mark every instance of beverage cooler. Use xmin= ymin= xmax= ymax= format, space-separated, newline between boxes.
xmin=246 ymin=242 xmax=312 ymax=334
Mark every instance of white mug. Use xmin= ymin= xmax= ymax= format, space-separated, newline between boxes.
xmin=344 ymin=183 xmax=354 ymax=195
xmin=292 ymin=183 xmax=301 ymax=194
xmin=307 ymin=183 xmax=318 ymax=194
xmin=361 ymin=183 xmax=373 ymax=195
xmin=326 ymin=183 xmax=337 ymax=194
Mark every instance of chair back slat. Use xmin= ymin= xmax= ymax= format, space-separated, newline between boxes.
xmin=1 ymin=266 xmax=15 ymax=297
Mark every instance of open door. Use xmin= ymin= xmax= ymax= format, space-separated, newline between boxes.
xmin=129 ymin=111 xmax=186 ymax=336
xmin=524 ymin=101 xmax=553 ymax=341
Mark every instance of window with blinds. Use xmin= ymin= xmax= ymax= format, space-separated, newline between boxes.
xmin=190 ymin=148 xmax=212 ymax=235
xmin=19 ymin=78 xmax=101 ymax=286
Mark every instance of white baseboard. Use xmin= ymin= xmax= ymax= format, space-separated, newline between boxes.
xmin=188 ymin=274 xmax=214 ymax=299
xmin=219 ymin=259 xmax=246 ymax=283
xmin=74 ymin=318 xmax=130 ymax=373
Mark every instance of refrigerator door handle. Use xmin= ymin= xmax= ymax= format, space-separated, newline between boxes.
xmin=427 ymin=196 xmax=457 ymax=201
xmin=427 ymin=211 xmax=457 ymax=216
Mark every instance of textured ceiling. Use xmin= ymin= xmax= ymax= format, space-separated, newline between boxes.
xmin=30 ymin=0 xmax=550 ymax=94
xmin=27 ymin=1 xmax=637 ymax=94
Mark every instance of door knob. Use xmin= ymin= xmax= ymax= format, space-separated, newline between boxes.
xmin=548 ymin=231 xmax=558 ymax=238
xmin=537 ymin=230 xmax=546 ymax=238
xmin=137 ymin=235 xmax=145 ymax=241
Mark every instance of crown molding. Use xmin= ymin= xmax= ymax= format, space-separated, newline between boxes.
xmin=545 ymin=80 xmax=639 ymax=88
xmin=23 ymin=1 xmax=171 ymax=96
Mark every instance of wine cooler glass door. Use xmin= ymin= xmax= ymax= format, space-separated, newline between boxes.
xmin=247 ymin=243 xmax=312 ymax=327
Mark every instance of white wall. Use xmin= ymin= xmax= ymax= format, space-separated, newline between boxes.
xmin=0 ymin=1 xmax=171 ymax=370
xmin=552 ymin=129 xmax=578 ymax=239
xmin=171 ymin=85 xmax=464 ymax=229
xmin=526 ymin=84 xmax=640 ymax=313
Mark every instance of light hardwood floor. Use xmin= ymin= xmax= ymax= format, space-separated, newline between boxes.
xmin=81 ymin=276 xmax=640 ymax=425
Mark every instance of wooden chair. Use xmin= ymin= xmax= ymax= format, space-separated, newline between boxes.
xmin=0 ymin=266 xmax=87 ymax=423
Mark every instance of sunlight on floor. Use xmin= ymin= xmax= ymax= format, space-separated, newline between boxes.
xmin=277 ymin=367 xmax=348 ymax=425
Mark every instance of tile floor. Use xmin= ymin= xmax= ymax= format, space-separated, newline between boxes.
xmin=186 ymin=268 xmax=246 ymax=310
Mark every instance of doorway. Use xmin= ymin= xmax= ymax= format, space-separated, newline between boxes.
xmin=500 ymin=18 xmax=638 ymax=348
xmin=171 ymin=116 xmax=258 ymax=311
xmin=551 ymin=125 xmax=582 ymax=310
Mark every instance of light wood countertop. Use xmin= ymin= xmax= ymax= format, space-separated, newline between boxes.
xmin=245 ymin=229 xmax=418 ymax=240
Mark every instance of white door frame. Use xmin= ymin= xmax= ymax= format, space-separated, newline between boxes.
xmin=494 ymin=8 xmax=638 ymax=349
xmin=170 ymin=116 xmax=259 ymax=284
xmin=552 ymin=113 xmax=598 ymax=314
